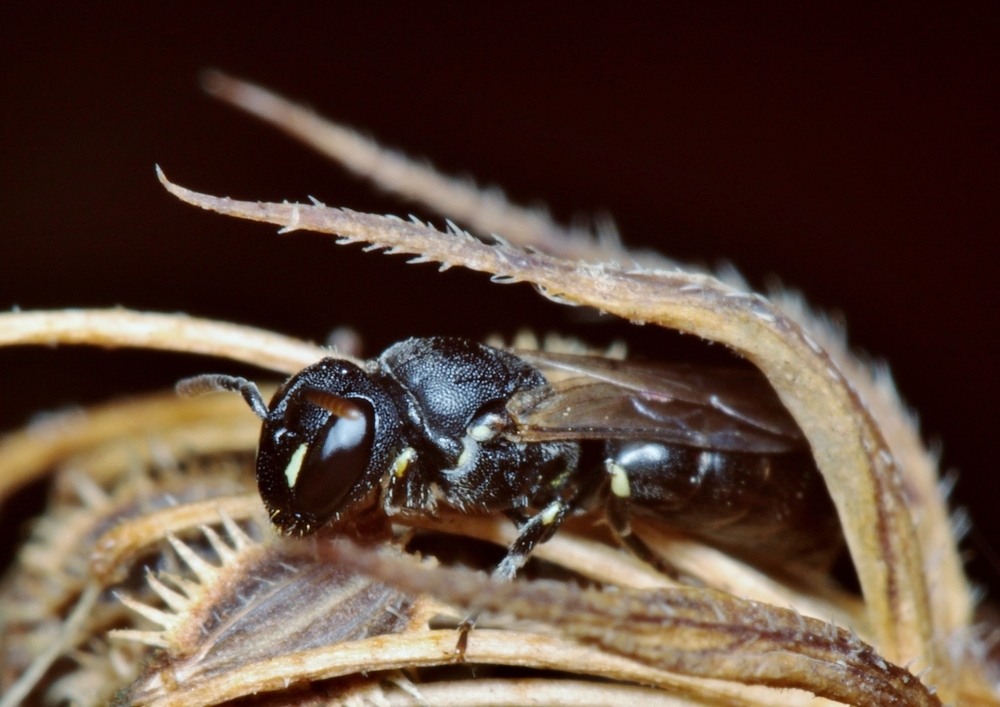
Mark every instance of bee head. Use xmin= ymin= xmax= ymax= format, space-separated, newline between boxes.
xmin=255 ymin=358 xmax=407 ymax=535
xmin=178 ymin=359 xmax=402 ymax=536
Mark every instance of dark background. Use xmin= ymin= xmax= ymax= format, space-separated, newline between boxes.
xmin=2 ymin=5 xmax=998 ymax=594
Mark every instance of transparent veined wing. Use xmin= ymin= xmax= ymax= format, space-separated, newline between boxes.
xmin=507 ymin=349 xmax=807 ymax=454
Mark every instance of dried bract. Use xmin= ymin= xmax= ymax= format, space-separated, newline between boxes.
xmin=2 ymin=73 xmax=997 ymax=706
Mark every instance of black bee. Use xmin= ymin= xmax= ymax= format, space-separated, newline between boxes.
xmin=179 ymin=337 xmax=841 ymax=580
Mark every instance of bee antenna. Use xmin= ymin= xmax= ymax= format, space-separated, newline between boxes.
xmin=176 ymin=374 xmax=270 ymax=420
xmin=301 ymin=387 xmax=363 ymax=419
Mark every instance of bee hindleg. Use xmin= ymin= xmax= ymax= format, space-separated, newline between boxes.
xmin=606 ymin=496 xmax=686 ymax=582
xmin=454 ymin=500 xmax=572 ymax=656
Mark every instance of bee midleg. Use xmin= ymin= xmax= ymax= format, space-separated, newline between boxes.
xmin=493 ymin=500 xmax=573 ymax=581
xmin=480 ymin=440 xmax=582 ymax=582
xmin=455 ymin=471 xmax=580 ymax=655
xmin=453 ymin=501 xmax=573 ymax=655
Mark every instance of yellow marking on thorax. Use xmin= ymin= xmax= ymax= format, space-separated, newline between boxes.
xmin=608 ymin=461 xmax=631 ymax=498
xmin=469 ymin=423 xmax=494 ymax=441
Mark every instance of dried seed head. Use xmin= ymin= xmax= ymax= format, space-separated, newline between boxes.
xmin=3 ymin=73 xmax=998 ymax=706
xmin=117 ymin=523 xmax=418 ymax=706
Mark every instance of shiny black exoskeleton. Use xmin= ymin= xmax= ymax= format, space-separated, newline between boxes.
xmin=179 ymin=336 xmax=841 ymax=580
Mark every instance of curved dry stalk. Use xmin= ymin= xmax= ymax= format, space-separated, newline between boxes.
xmin=157 ymin=171 xmax=952 ymax=690
xmin=0 ymin=308 xmax=335 ymax=374
xmin=128 ymin=626 xmax=843 ymax=707
xmin=201 ymin=71 xmax=639 ymax=265
xmin=776 ymin=292 xmax=973 ymax=650
xmin=89 ymin=494 xmax=264 ymax=583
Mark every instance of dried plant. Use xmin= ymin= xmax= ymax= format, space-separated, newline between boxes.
xmin=1 ymin=72 xmax=997 ymax=706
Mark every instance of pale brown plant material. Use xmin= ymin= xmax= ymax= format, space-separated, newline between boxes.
xmin=1 ymin=72 xmax=997 ymax=706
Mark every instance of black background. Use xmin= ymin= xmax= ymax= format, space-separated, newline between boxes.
xmin=2 ymin=4 xmax=998 ymax=594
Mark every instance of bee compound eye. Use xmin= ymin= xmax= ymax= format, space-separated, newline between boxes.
xmin=288 ymin=398 xmax=376 ymax=518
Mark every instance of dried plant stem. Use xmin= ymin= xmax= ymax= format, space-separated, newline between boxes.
xmin=201 ymin=70 xmax=638 ymax=264
xmin=129 ymin=627 xmax=835 ymax=707
xmin=0 ymin=309 xmax=334 ymax=373
xmin=787 ymin=304 xmax=973 ymax=643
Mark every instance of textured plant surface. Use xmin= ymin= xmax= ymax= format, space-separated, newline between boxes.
xmin=1 ymin=74 xmax=997 ymax=706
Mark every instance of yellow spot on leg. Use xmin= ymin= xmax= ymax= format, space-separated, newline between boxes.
xmin=607 ymin=461 xmax=631 ymax=498
xmin=540 ymin=501 xmax=563 ymax=525
xmin=393 ymin=447 xmax=417 ymax=478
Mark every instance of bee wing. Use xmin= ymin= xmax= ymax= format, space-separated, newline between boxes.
xmin=507 ymin=349 xmax=807 ymax=454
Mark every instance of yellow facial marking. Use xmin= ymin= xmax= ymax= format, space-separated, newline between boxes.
xmin=393 ymin=447 xmax=416 ymax=478
xmin=284 ymin=443 xmax=309 ymax=488
xmin=608 ymin=461 xmax=631 ymax=498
